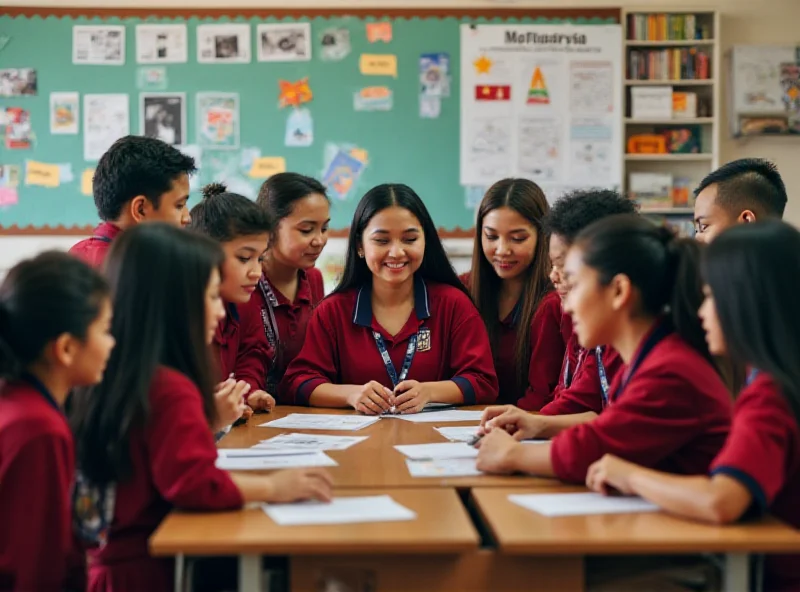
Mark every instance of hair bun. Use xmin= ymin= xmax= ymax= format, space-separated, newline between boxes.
xmin=201 ymin=182 xmax=227 ymax=200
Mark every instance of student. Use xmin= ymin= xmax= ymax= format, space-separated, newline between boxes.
xmin=587 ymin=221 xmax=800 ymax=592
xmin=0 ymin=252 xmax=114 ymax=591
xmin=255 ymin=173 xmax=330 ymax=404
xmin=693 ymin=158 xmax=786 ymax=243
xmin=533 ymin=190 xmax=633 ymax=430
xmin=462 ymin=178 xmax=563 ymax=409
xmin=280 ymin=183 xmax=498 ymax=413
xmin=69 ymin=135 xmax=196 ymax=268
xmin=475 ymin=215 xmax=731 ymax=483
xmin=70 ymin=223 xmax=333 ymax=591
xmin=189 ymin=182 xmax=275 ymax=413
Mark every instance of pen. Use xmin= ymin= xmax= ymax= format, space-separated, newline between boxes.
xmin=468 ymin=433 xmax=484 ymax=447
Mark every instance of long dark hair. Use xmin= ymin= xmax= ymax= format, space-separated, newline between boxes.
xmin=704 ymin=221 xmax=800 ymax=423
xmin=0 ymin=252 xmax=108 ymax=381
xmin=468 ymin=178 xmax=552 ymax=394
xmin=189 ymin=182 xmax=275 ymax=241
xmin=71 ymin=223 xmax=224 ymax=486
xmin=576 ymin=214 xmax=712 ymax=365
xmin=333 ymin=183 xmax=469 ymax=298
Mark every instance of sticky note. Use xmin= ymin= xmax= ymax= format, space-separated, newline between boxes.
xmin=25 ymin=161 xmax=60 ymax=188
xmin=249 ymin=157 xmax=286 ymax=179
xmin=0 ymin=187 xmax=18 ymax=207
xmin=81 ymin=169 xmax=95 ymax=196
xmin=359 ymin=54 xmax=398 ymax=77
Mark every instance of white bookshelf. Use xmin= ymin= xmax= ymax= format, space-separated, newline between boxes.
xmin=623 ymin=8 xmax=721 ymax=236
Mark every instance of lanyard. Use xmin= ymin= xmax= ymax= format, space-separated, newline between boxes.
xmin=610 ymin=322 xmax=671 ymax=403
xmin=372 ymin=331 xmax=418 ymax=387
xmin=595 ymin=346 xmax=610 ymax=409
xmin=746 ymin=368 xmax=760 ymax=386
xmin=258 ymin=277 xmax=283 ymax=394
xmin=563 ymin=348 xmax=588 ymax=388
xmin=91 ymin=235 xmax=112 ymax=243
xmin=22 ymin=372 xmax=61 ymax=412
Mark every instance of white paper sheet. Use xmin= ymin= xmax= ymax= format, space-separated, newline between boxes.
xmin=435 ymin=426 xmax=480 ymax=442
xmin=216 ymin=451 xmax=337 ymax=471
xmin=73 ymin=25 xmax=125 ymax=65
xmin=135 ymin=24 xmax=188 ymax=64
xmin=509 ymin=492 xmax=660 ymax=517
xmin=382 ymin=410 xmax=483 ymax=423
xmin=405 ymin=458 xmax=483 ymax=478
xmin=263 ymin=495 xmax=416 ymax=526
xmin=83 ymin=94 xmax=129 ymax=161
xmin=395 ymin=443 xmax=478 ymax=460
xmin=256 ymin=433 xmax=368 ymax=451
xmin=258 ymin=414 xmax=381 ymax=431
xmin=218 ymin=448 xmax=313 ymax=458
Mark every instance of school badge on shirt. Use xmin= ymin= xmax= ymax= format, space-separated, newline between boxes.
xmin=417 ymin=328 xmax=432 ymax=352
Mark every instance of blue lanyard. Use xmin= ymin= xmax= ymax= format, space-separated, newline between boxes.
xmin=563 ymin=349 xmax=584 ymax=388
xmin=610 ymin=322 xmax=671 ymax=403
xmin=372 ymin=331 xmax=418 ymax=387
xmin=595 ymin=346 xmax=610 ymax=408
xmin=746 ymin=368 xmax=760 ymax=386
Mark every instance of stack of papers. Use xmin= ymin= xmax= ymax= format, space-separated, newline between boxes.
xmin=382 ymin=410 xmax=483 ymax=423
xmin=394 ymin=443 xmax=478 ymax=460
xmin=255 ymin=433 xmax=368 ymax=451
xmin=263 ymin=495 xmax=417 ymax=526
xmin=405 ymin=458 xmax=483 ymax=477
xmin=435 ymin=426 xmax=480 ymax=442
xmin=258 ymin=414 xmax=381 ymax=431
xmin=216 ymin=449 xmax=337 ymax=471
xmin=508 ymin=492 xmax=661 ymax=517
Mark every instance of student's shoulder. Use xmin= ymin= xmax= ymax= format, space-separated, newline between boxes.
xmin=736 ymin=372 xmax=791 ymax=416
xmin=150 ymin=366 xmax=202 ymax=402
xmin=315 ymin=287 xmax=359 ymax=319
xmin=425 ymin=280 xmax=476 ymax=313
xmin=529 ymin=290 xmax=561 ymax=325
xmin=0 ymin=384 xmax=71 ymax=443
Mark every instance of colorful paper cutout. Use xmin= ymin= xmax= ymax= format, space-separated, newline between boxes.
xmin=278 ymin=78 xmax=313 ymax=108
xmin=322 ymin=145 xmax=368 ymax=201
xmin=476 ymin=85 xmax=511 ymax=101
xmin=359 ymin=54 xmax=398 ymax=77
xmin=473 ymin=55 xmax=493 ymax=75
xmin=25 ymin=160 xmax=60 ymax=188
xmin=527 ymin=67 xmax=550 ymax=104
xmin=0 ymin=187 xmax=18 ymax=207
xmin=366 ymin=22 xmax=393 ymax=43
xmin=285 ymin=108 xmax=313 ymax=147
xmin=354 ymin=87 xmax=393 ymax=111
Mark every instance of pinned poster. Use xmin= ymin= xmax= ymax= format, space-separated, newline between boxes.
xmin=0 ymin=187 xmax=18 ymax=207
xmin=81 ymin=169 xmax=95 ymax=196
xmin=420 ymin=53 xmax=450 ymax=97
xmin=0 ymin=165 xmax=20 ymax=188
xmin=25 ymin=160 xmax=60 ymax=188
xmin=359 ymin=54 xmax=398 ymax=77
xmin=137 ymin=67 xmax=168 ymax=91
xmin=366 ymin=22 xmax=392 ymax=43
xmin=419 ymin=96 xmax=441 ymax=119
xmin=320 ymin=28 xmax=350 ymax=62
xmin=249 ymin=157 xmax=286 ymax=179
xmin=322 ymin=144 xmax=368 ymax=201
xmin=278 ymin=78 xmax=313 ymax=108
xmin=50 ymin=92 xmax=79 ymax=135
xmin=285 ymin=108 xmax=313 ymax=147
xmin=354 ymin=87 xmax=393 ymax=111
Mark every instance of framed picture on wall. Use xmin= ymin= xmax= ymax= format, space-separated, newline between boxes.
xmin=140 ymin=92 xmax=186 ymax=146
xmin=257 ymin=23 xmax=312 ymax=62
xmin=197 ymin=24 xmax=251 ymax=64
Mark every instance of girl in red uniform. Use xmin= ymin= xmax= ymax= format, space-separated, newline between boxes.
xmin=462 ymin=178 xmax=563 ymax=409
xmin=476 ymin=214 xmax=731 ymax=482
xmin=587 ymin=220 xmax=800 ymax=592
xmin=281 ymin=183 xmax=498 ymax=413
xmin=255 ymin=173 xmax=330 ymax=405
xmin=190 ymin=182 xmax=275 ymax=416
xmin=70 ymin=223 xmax=332 ymax=591
xmin=0 ymin=252 xmax=114 ymax=591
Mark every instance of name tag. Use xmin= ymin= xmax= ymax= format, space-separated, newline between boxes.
xmin=417 ymin=327 xmax=432 ymax=352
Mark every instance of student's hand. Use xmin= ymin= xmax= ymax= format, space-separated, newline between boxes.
xmin=475 ymin=429 xmax=523 ymax=475
xmin=479 ymin=405 xmax=544 ymax=440
xmin=348 ymin=381 xmax=394 ymax=415
xmin=265 ymin=468 xmax=334 ymax=503
xmin=586 ymin=454 xmax=638 ymax=496
xmin=393 ymin=380 xmax=432 ymax=414
xmin=248 ymin=390 xmax=276 ymax=412
xmin=241 ymin=405 xmax=254 ymax=421
xmin=214 ymin=378 xmax=250 ymax=430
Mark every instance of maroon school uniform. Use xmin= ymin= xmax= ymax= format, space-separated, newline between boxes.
xmin=69 ymin=222 xmax=122 ymax=269
xmin=0 ymin=377 xmax=75 ymax=591
xmin=86 ymin=366 xmax=243 ymax=592
xmin=258 ymin=268 xmax=325 ymax=402
xmin=550 ymin=323 xmax=731 ymax=483
xmin=279 ymin=277 xmax=498 ymax=405
xmin=213 ymin=296 xmax=271 ymax=398
xmin=710 ymin=372 xmax=800 ymax=592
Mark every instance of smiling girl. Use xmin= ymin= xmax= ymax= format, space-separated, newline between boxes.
xmin=280 ymin=183 xmax=497 ymax=413
xmin=463 ymin=179 xmax=563 ymax=409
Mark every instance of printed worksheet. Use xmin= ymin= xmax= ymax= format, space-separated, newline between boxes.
xmin=394 ymin=443 xmax=478 ymax=460
xmin=258 ymin=414 xmax=381 ymax=431
xmin=405 ymin=458 xmax=483 ymax=478
xmin=255 ymin=433 xmax=368 ymax=451
xmin=215 ymin=451 xmax=337 ymax=471
xmin=382 ymin=410 xmax=483 ymax=423
xmin=509 ymin=492 xmax=660 ymax=517
xmin=263 ymin=495 xmax=417 ymax=526
xmin=435 ymin=426 xmax=480 ymax=442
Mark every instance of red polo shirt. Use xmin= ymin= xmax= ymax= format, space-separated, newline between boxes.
xmin=0 ymin=378 xmax=75 ymax=591
xmin=68 ymin=222 xmax=122 ymax=269
xmin=550 ymin=327 xmax=731 ymax=483
xmin=86 ymin=366 xmax=243 ymax=590
xmin=213 ymin=297 xmax=271 ymax=398
xmin=258 ymin=268 xmax=325 ymax=403
xmin=710 ymin=372 xmax=800 ymax=592
xmin=279 ymin=277 xmax=498 ymax=405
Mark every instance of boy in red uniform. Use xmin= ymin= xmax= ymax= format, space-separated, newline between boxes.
xmin=69 ymin=135 xmax=196 ymax=268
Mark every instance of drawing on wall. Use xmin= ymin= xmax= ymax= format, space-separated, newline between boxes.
xmin=285 ymin=108 xmax=314 ymax=147
xmin=517 ymin=117 xmax=560 ymax=182
xmin=258 ymin=23 xmax=311 ymax=62
xmin=140 ymin=93 xmax=185 ymax=146
xmin=420 ymin=53 xmax=450 ymax=97
xmin=526 ymin=67 xmax=550 ymax=104
xmin=136 ymin=24 xmax=188 ymax=64
xmin=322 ymin=144 xmax=369 ymax=201
xmin=197 ymin=24 xmax=251 ymax=64
xmin=197 ymin=92 xmax=239 ymax=149
xmin=73 ymin=25 xmax=125 ymax=65
xmin=0 ymin=68 xmax=37 ymax=97
xmin=570 ymin=61 xmax=614 ymax=113
xmin=465 ymin=117 xmax=512 ymax=182
xmin=731 ymin=46 xmax=796 ymax=113
xmin=50 ymin=92 xmax=79 ymax=135
xmin=320 ymin=28 xmax=350 ymax=61
xmin=84 ymin=94 xmax=129 ymax=161
xmin=4 ymin=107 xmax=33 ymax=149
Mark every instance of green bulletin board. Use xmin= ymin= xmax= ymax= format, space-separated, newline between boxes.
xmin=0 ymin=10 xmax=616 ymax=232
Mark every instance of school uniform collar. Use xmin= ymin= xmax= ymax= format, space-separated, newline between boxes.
xmin=263 ymin=269 xmax=313 ymax=307
xmin=501 ymin=298 xmax=522 ymax=327
xmin=21 ymin=372 xmax=61 ymax=411
xmin=93 ymin=221 xmax=122 ymax=242
xmin=353 ymin=276 xmax=431 ymax=328
xmin=214 ymin=302 xmax=240 ymax=344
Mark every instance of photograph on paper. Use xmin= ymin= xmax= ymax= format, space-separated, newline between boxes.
xmin=140 ymin=93 xmax=185 ymax=146
xmin=136 ymin=24 xmax=188 ymax=64
xmin=73 ymin=25 xmax=125 ymax=65
xmin=197 ymin=92 xmax=239 ymax=149
xmin=50 ymin=92 xmax=80 ymax=135
xmin=84 ymin=94 xmax=129 ymax=161
xmin=197 ymin=24 xmax=251 ymax=64
xmin=257 ymin=23 xmax=311 ymax=62
xmin=0 ymin=69 xmax=37 ymax=97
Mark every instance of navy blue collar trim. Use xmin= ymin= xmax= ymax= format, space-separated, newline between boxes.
xmin=22 ymin=372 xmax=61 ymax=411
xmin=353 ymin=276 xmax=431 ymax=327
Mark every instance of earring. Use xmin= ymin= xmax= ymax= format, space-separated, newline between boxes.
xmin=358 ymin=250 xmax=364 ymax=258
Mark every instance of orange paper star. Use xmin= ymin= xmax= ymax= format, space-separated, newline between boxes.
xmin=279 ymin=78 xmax=313 ymax=108
xmin=474 ymin=55 xmax=492 ymax=75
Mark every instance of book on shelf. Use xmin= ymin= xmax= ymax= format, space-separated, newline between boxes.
xmin=629 ymin=173 xmax=696 ymax=210
xmin=628 ymin=48 xmax=710 ymax=81
xmin=627 ymin=13 xmax=710 ymax=42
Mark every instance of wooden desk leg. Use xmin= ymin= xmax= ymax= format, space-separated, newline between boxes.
xmin=239 ymin=554 xmax=263 ymax=592
xmin=723 ymin=553 xmax=749 ymax=592
xmin=174 ymin=553 xmax=185 ymax=592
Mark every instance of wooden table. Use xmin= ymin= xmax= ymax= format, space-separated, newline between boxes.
xmin=151 ymin=488 xmax=480 ymax=592
xmin=222 ymin=405 xmax=561 ymax=489
xmin=471 ymin=487 xmax=800 ymax=592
